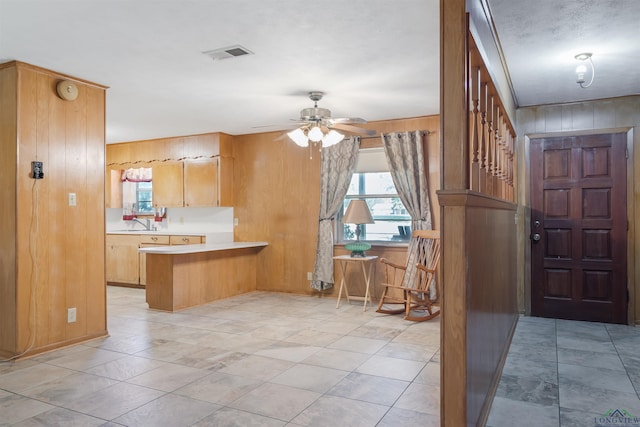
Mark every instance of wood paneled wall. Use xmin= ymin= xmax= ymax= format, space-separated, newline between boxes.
xmin=233 ymin=116 xmax=440 ymax=296
xmin=0 ymin=64 xmax=19 ymax=357
xmin=0 ymin=61 xmax=107 ymax=359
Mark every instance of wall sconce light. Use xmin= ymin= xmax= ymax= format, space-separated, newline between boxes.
xmin=575 ymin=52 xmax=595 ymax=88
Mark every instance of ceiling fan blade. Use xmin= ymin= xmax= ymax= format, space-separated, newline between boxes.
xmin=331 ymin=117 xmax=367 ymax=124
xmin=331 ymin=123 xmax=376 ymax=136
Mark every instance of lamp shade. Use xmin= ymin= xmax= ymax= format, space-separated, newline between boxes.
xmin=307 ymin=126 xmax=324 ymax=142
xmin=322 ymin=130 xmax=345 ymax=147
xmin=343 ymin=200 xmax=374 ymax=225
xmin=287 ymin=128 xmax=309 ymax=147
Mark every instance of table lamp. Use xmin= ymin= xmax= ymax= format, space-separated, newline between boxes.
xmin=343 ymin=199 xmax=375 ymax=257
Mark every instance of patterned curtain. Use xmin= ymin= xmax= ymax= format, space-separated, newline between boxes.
xmin=311 ymin=137 xmax=360 ymax=291
xmin=121 ymin=167 xmax=152 ymax=182
xmin=382 ymin=131 xmax=432 ymax=231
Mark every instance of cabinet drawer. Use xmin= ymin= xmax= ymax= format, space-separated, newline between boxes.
xmin=140 ymin=235 xmax=170 ymax=245
xmin=170 ymin=235 xmax=203 ymax=245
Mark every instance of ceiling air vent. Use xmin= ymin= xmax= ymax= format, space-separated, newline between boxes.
xmin=203 ymin=45 xmax=253 ymax=61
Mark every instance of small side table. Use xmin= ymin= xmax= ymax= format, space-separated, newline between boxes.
xmin=333 ymin=255 xmax=378 ymax=311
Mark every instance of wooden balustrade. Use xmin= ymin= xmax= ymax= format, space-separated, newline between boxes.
xmin=468 ymin=35 xmax=516 ymax=202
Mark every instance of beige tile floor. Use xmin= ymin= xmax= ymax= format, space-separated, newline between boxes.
xmin=3 ymin=286 xmax=640 ymax=426
xmin=0 ymin=286 xmax=441 ymax=426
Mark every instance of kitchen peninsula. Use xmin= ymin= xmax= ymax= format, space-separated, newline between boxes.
xmin=139 ymin=241 xmax=267 ymax=311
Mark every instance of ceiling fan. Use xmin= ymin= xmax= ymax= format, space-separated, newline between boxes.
xmin=285 ymin=91 xmax=375 ymax=148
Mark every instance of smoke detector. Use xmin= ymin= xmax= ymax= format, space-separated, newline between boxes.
xmin=203 ymin=45 xmax=253 ymax=61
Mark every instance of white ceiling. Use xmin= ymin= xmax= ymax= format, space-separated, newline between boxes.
xmin=488 ymin=0 xmax=640 ymax=107
xmin=0 ymin=1 xmax=637 ymax=144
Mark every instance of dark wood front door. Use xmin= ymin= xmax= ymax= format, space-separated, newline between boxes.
xmin=530 ymin=133 xmax=627 ymax=324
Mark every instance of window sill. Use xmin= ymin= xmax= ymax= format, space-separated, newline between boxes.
xmin=334 ymin=241 xmax=409 ymax=249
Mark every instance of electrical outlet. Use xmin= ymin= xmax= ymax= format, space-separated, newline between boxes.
xmin=68 ymin=193 xmax=77 ymax=206
xmin=307 ymin=272 xmax=313 ymax=281
xmin=67 ymin=307 xmax=77 ymax=323
xmin=31 ymin=161 xmax=44 ymax=179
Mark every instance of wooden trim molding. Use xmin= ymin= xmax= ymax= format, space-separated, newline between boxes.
xmin=0 ymin=60 xmax=109 ymax=89
xmin=438 ymin=190 xmax=517 ymax=210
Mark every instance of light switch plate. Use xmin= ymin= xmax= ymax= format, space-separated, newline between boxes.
xmin=68 ymin=193 xmax=77 ymax=206
xmin=67 ymin=307 xmax=76 ymax=323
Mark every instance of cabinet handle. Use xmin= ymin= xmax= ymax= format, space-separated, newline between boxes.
xmin=151 ymin=237 xmax=158 ymax=241
xmin=183 ymin=237 xmax=189 ymax=242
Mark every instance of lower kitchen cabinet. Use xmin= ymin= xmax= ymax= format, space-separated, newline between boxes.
xmin=106 ymin=235 xmax=141 ymax=284
xmin=107 ymin=233 xmax=205 ymax=286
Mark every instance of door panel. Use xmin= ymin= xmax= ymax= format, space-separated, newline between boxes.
xmin=531 ymin=133 xmax=627 ymax=324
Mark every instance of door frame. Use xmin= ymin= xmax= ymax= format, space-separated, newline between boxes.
xmin=522 ymin=127 xmax=635 ymax=325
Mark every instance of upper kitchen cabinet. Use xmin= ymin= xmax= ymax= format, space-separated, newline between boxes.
xmin=106 ymin=132 xmax=235 ymax=208
xmin=152 ymin=161 xmax=184 ymax=207
xmin=105 ymin=164 xmax=126 ymax=208
xmin=184 ymin=156 xmax=234 ymax=207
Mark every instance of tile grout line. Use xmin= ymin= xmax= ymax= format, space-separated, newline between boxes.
xmin=554 ymin=318 xmax=561 ymax=427
xmin=605 ymin=324 xmax=640 ymax=401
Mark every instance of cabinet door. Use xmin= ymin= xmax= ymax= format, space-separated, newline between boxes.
xmin=106 ymin=235 xmax=140 ymax=284
xmin=105 ymin=166 xmax=123 ymax=208
xmin=183 ymin=158 xmax=218 ymax=207
xmin=153 ymin=162 xmax=184 ymax=207
xmin=218 ymin=156 xmax=234 ymax=207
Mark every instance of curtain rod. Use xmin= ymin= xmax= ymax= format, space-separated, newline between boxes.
xmin=358 ymin=130 xmax=432 ymax=140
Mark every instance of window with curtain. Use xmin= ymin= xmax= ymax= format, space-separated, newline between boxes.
xmin=337 ymin=148 xmax=410 ymax=242
xmin=121 ymin=167 xmax=153 ymax=214
xmin=136 ymin=182 xmax=153 ymax=213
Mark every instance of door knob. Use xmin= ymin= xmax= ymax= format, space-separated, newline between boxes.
xmin=531 ymin=233 xmax=541 ymax=242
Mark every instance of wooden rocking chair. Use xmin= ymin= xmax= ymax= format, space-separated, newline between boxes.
xmin=376 ymin=230 xmax=441 ymax=321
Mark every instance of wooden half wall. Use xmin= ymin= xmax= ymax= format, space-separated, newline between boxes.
xmin=439 ymin=1 xmax=519 ymax=425
xmin=0 ymin=61 xmax=107 ymax=358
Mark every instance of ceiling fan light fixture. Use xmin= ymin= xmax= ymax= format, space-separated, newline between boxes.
xmin=307 ymin=126 xmax=324 ymax=142
xmin=287 ymin=128 xmax=309 ymax=147
xmin=322 ymin=130 xmax=345 ymax=147
xmin=286 ymin=91 xmax=371 ymax=152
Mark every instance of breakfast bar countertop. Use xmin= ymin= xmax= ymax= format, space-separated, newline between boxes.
xmin=138 ymin=241 xmax=268 ymax=255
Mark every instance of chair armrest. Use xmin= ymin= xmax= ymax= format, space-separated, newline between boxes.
xmin=380 ymin=258 xmax=407 ymax=271
xmin=416 ymin=264 xmax=437 ymax=274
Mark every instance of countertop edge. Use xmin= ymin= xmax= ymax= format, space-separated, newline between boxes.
xmin=107 ymin=230 xmax=212 ymax=236
xmin=138 ymin=242 xmax=268 ymax=255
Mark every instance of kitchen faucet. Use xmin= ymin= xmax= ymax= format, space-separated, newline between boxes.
xmin=130 ymin=218 xmax=155 ymax=231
